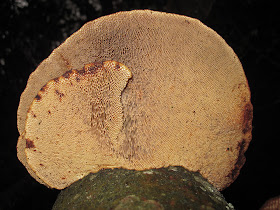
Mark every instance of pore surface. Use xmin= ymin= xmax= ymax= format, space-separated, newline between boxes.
xmin=23 ymin=61 xmax=132 ymax=189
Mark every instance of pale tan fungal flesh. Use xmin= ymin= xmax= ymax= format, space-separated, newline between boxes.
xmin=17 ymin=134 xmax=46 ymax=185
xmin=22 ymin=61 xmax=132 ymax=189
xmin=17 ymin=10 xmax=253 ymax=190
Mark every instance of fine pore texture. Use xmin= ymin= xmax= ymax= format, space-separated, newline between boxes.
xmin=17 ymin=10 xmax=253 ymax=190
xmin=22 ymin=61 xmax=132 ymax=189
xmin=17 ymin=135 xmax=46 ymax=185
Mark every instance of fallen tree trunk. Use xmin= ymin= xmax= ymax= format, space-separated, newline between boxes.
xmin=52 ymin=166 xmax=234 ymax=209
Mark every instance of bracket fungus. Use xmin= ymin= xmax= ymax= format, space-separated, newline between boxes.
xmin=17 ymin=10 xmax=253 ymax=190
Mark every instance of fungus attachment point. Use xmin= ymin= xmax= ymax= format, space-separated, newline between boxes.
xmin=22 ymin=61 xmax=132 ymax=189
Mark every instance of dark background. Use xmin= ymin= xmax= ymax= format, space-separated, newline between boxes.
xmin=0 ymin=0 xmax=279 ymax=209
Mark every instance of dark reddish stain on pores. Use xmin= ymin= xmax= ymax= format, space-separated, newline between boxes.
xmin=62 ymin=70 xmax=71 ymax=78
xmin=242 ymin=102 xmax=253 ymax=134
xmin=30 ymin=111 xmax=37 ymax=118
xmin=115 ymin=63 xmax=120 ymax=70
xmin=40 ymin=86 xmax=46 ymax=92
xmin=224 ymin=102 xmax=253 ymax=187
xmin=26 ymin=139 xmax=35 ymax=148
xmin=92 ymin=62 xmax=103 ymax=69
xmin=85 ymin=65 xmax=96 ymax=72
xmin=35 ymin=94 xmax=41 ymax=101
xmin=227 ymin=139 xmax=247 ymax=180
xmin=85 ymin=62 xmax=103 ymax=74
xmin=54 ymin=77 xmax=60 ymax=83
xmin=79 ymin=69 xmax=86 ymax=76
xmin=55 ymin=90 xmax=65 ymax=100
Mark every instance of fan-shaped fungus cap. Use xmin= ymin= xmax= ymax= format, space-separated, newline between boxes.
xmin=17 ymin=10 xmax=253 ymax=190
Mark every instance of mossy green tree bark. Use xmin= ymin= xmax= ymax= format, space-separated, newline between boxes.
xmin=52 ymin=166 xmax=234 ymax=210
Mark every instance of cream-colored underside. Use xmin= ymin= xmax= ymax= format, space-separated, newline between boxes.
xmin=17 ymin=10 xmax=252 ymax=190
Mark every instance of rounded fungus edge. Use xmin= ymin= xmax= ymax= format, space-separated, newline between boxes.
xmin=17 ymin=10 xmax=253 ymax=191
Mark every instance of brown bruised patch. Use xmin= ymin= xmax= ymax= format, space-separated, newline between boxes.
xmin=115 ymin=63 xmax=121 ymax=70
xmin=78 ymin=69 xmax=86 ymax=76
xmin=29 ymin=110 xmax=37 ymax=118
xmin=55 ymin=90 xmax=65 ymax=99
xmin=242 ymin=102 xmax=253 ymax=134
xmin=84 ymin=62 xmax=103 ymax=73
xmin=53 ymin=77 xmax=60 ymax=83
xmin=26 ymin=139 xmax=35 ymax=148
xmin=40 ymin=86 xmax=47 ymax=92
xmin=227 ymin=139 xmax=246 ymax=180
xmin=59 ymin=52 xmax=72 ymax=69
xmin=62 ymin=70 xmax=72 ymax=78
xmin=35 ymin=94 xmax=41 ymax=101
